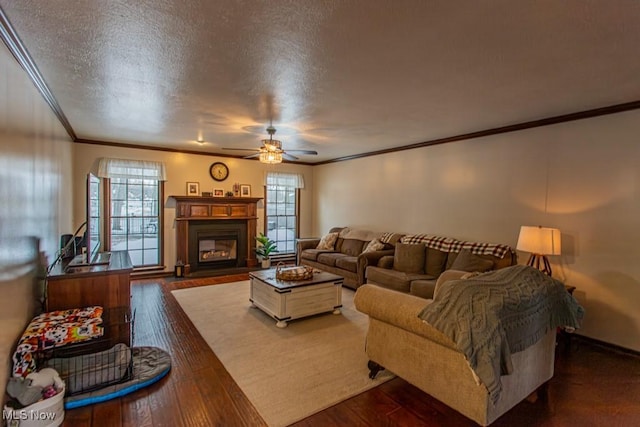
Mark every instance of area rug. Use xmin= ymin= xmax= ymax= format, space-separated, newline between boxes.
xmin=171 ymin=281 xmax=394 ymax=427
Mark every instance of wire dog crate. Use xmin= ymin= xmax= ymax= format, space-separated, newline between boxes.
xmin=34 ymin=306 xmax=135 ymax=396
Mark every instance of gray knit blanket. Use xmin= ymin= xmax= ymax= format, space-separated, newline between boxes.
xmin=418 ymin=265 xmax=584 ymax=404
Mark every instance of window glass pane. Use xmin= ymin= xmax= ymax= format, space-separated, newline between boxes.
xmin=143 ymin=249 xmax=158 ymax=264
xmin=286 ymin=216 xmax=295 ymax=230
xmin=127 ymin=249 xmax=143 ymax=266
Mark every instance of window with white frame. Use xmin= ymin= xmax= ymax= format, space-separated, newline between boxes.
xmin=98 ymin=158 xmax=166 ymax=268
xmin=265 ymin=172 xmax=304 ymax=254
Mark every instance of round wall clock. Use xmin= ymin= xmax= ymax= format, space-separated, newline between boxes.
xmin=209 ymin=162 xmax=229 ymax=182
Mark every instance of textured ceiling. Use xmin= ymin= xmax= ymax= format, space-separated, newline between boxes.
xmin=1 ymin=1 xmax=640 ymax=163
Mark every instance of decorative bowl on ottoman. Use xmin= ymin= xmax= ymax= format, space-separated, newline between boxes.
xmin=276 ymin=264 xmax=314 ymax=281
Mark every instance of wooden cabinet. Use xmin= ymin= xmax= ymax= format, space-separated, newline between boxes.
xmin=46 ymin=250 xmax=133 ymax=345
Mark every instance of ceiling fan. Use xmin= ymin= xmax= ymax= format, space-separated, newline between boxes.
xmin=223 ymin=125 xmax=317 ymax=163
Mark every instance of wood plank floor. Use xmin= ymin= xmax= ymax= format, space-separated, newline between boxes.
xmin=62 ymin=275 xmax=640 ymax=426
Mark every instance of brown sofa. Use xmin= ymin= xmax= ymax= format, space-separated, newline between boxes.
xmin=296 ymin=227 xmax=403 ymax=289
xmin=366 ymin=233 xmax=517 ymax=298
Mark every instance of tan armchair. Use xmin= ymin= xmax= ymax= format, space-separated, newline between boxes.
xmin=354 ymin=272 xmax=557 ymax=426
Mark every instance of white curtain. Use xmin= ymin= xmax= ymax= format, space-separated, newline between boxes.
xmin=265 ymin=172 xmax=304 ymax=189
xmin=98 ymin=158 xmax=167 ymax=181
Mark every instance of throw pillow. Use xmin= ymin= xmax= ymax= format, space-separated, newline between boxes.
xmin=379 ymin=232 xmax=395 ymax=244
xmin=316 ymin=232 xmax=339 ymax=250
xmin=393 ymin=243 xmax=426 ymax=274
xmin=450 ymin=249 xmax=494 ymax=272
xmin=362 ymin=239 xmax=385 ymax=253
xmin=424 ymin=248 xmax=448 ymax=276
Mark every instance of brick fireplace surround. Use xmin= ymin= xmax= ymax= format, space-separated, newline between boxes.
xmin=170 ymin=196 xmax=263 ymax=276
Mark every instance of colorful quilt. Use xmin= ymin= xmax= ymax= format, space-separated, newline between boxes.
xmin=13 ymin=306 xmax=104 ymax=377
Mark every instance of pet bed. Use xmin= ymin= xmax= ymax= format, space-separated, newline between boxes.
xmin=63 ymin=346 xmax=171 ymax=409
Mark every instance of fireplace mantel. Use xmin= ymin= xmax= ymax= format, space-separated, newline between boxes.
xmin=170 ymin=196 xmax=263 ymax=275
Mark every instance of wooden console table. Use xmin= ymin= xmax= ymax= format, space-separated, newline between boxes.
xmin=46 ymin=250 xmax=133 ymax=346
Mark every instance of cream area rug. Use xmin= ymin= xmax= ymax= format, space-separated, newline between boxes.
xmin=171 ymin=281 xmax=394 ymax=427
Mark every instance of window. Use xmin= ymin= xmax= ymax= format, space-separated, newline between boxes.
xmin=265 ymin=173 xmax=304 ymax=254
xmin=98 ymin=158 xmax=166 ymax=268
xmin=109 ymin=177 xmax=162 ymax=266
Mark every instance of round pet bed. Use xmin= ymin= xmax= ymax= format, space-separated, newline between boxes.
xmin=63 ymin=346 xmax=171 ymax=409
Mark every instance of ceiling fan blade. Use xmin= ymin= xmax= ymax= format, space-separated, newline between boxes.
xmin=243 ymin=153 xmax=262 ymax=159
xmin=284 ymin=149 xmax=318 ymax=155
xmin=223 ymin=147 xmax=260 ymax=152
xmin=282 ymin=152 xmax=299 ymax=161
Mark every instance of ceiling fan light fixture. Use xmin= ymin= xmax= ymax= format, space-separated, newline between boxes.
xmin=259 ymin=148 xmax=283 ymax=164
xmin=259 ymin=125 xmax=283 ymax=163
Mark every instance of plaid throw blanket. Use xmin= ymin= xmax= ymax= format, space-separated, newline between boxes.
xmin=400 ymin=234 xmax=512 ymax=258
xmin=418 ymin=265 xmax=584 ymax=404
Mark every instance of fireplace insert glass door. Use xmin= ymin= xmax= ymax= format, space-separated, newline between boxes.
xmin=199 ymin=238 xmax=237 ymax=263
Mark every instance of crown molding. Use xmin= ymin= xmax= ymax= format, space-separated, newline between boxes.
xmin=74 ymin=138 xmax=313 ymax=166
xmin=313 ymin=100 xmax=640 ymax=165
xmin=0 ymin=7 xmax=77 ymax=141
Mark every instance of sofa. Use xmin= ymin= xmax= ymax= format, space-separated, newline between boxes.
xmin=296 ymin=227 xmax=403 ymax=289
xmin=354 ymin=266 xmax=584 ymax=425
xmin=366 ymin=233 xmax=517 ymax=298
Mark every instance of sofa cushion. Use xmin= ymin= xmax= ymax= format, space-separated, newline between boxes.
xmin=316 ymin=232 xmax=339 ymax=250
xmin=341 ymin=238 xmax=365 ymax=256
xmin=393 ymin=243 xmax=426 ymax=274
xmin=367 ymin=266 xmax=435 ymax=293
xmin=425 ymin=248 xmax=448 ymax=277
xmin=335 ymin=256 xmax=358 ymax=273
xmin=449 ymin=249 xmax=494 ymax=272
xmin=362 ymin=239 xmax=385 ymax=253
xmin=300 ymin=249 xmax=335 ymax=261
xmin=317 ymin=252 xmax=348 ymax=267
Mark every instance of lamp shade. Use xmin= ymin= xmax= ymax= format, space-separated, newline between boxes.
xmin=516 ymin=226 xmax=561 ymax=255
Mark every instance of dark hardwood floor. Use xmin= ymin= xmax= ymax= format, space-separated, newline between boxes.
xmin=63 ymin=275 xmax=640 ymax=426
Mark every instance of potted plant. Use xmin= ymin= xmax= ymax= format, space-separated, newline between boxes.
xmin=255 ymin=233 xmax=278 ymax=268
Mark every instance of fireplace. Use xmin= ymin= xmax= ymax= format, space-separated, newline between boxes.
xmin=188 ymin=221 xmax=246 ymax=272
xmin=171 ymin=196 xmax=261 ymax=275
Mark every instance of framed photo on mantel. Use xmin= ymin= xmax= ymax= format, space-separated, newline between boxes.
xmin=186 ymin=182 xmax=200 ymax=196
xmin=240 ymin=184 xmax=251 ymax=197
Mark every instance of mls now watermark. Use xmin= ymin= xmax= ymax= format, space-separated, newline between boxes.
xmin=3 ymin=408 xmax=58 ymax=423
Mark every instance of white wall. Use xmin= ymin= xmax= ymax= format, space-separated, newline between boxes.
xmin=313 ymin=110 xmax=640 ymax=351
xmin=0 ymin=42 xmax=73 ymax=397
xmin=72 ymin=143 xmax=314 ymax=270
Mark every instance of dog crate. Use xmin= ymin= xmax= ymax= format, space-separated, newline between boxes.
xmin=33 ymin=306 xmax=135 ymax=396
